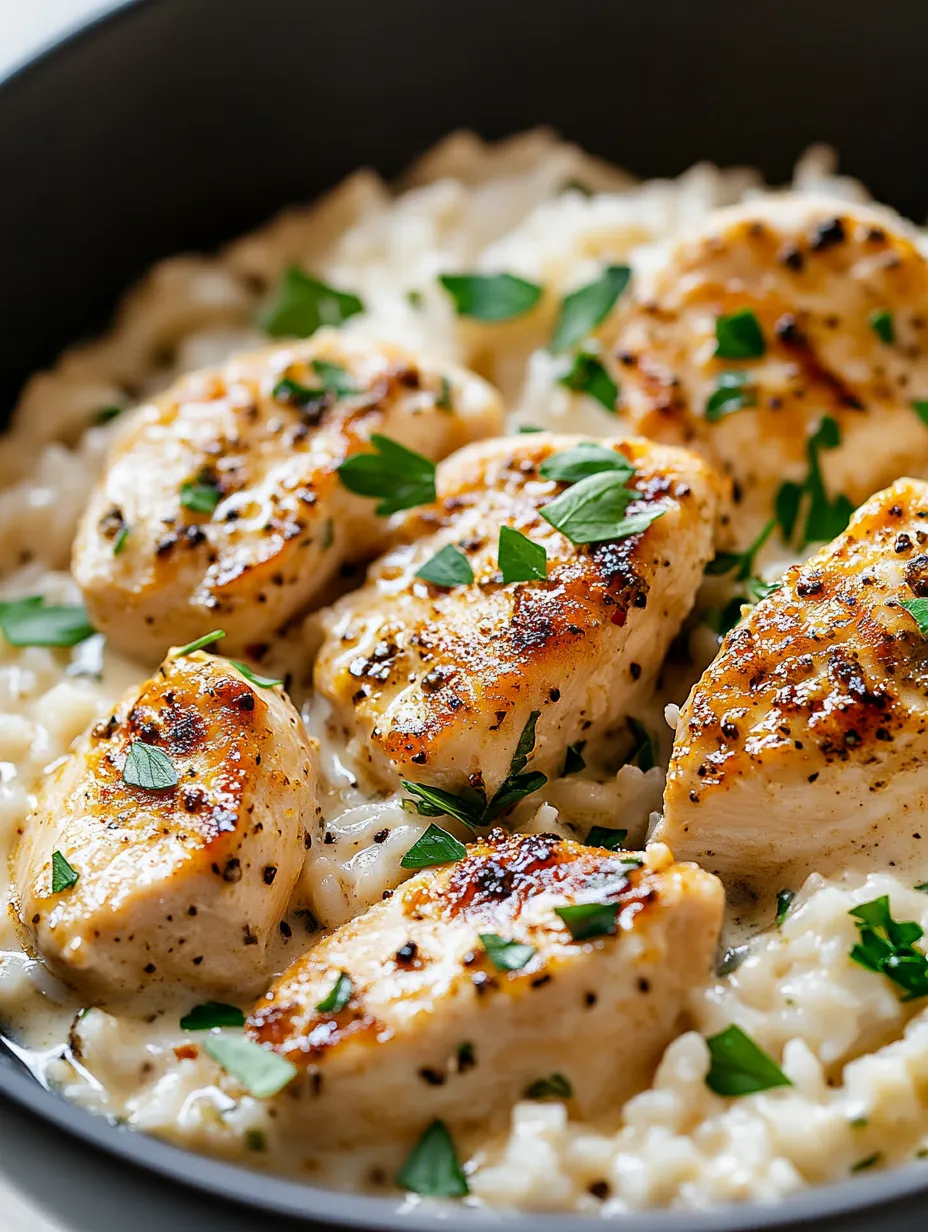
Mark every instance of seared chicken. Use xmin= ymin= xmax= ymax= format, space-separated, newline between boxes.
xmin=314 ymin=433 xmax=725 ymax=798
xmin=247 ymin=832 xmax=723 ymax=1146
xmin=608 ymin=196 xmax=928 ymax=547
xmin=73 ymin=332 xmax=503 ymax=659
xmin=658 ymin=478 xmax=928 ymax=887
xmin=14 ymin=651 xmax=317 ymax=1004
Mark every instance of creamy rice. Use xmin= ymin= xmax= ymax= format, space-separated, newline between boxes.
xmin=2 ymin=129 xmax=928 ymax=1213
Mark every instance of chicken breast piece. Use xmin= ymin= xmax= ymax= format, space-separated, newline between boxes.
xmin=73 ymin=331 xmax=504 ymax=660
xmin=13 ymin=651 xmax=317 ymax=1005
xmin=314 ymin=433 xmax=725 ymax=799
xmin=607 ymin=196 xmax=928 ymax=548
xmin=657 ymin=478 xmax=928 ymax=889
xmin=247 ymin=832 xmax=723 ymax=1147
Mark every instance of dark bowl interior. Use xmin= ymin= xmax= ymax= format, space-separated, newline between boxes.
xmin=3 ymin=0 xmax=928 ymax=1227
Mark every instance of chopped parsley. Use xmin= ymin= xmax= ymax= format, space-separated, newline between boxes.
xmin=714 ymin=308 xmax=766 ymax=360
xmin=775 ymin=416 xmax=854 ymax=548
xmin=498 ymin=526 xmax=547 ymax=583
xmin=50 ymin=850 xmax=78 ymax=894
xmin=851 ymin=1152 xmax=883 ymax=1173
xmin=436 ymin=376 xmax=453 ymax=411
xmin=174 ymin=629 xmax=225 ymax=657
xmin=524 ymin=1073 xmax=573 ymax=1100
xmin=558 ymin=352 xmax=618 ymax=412
xmin=775 ymin=888 xmax=795 ymax=927
xmin=406 ymin=289 xmax=424 ymax=310
xmin=0 ymin=598 xmax=95 ymax=648
xmin=180 ymin=478 xmax=222 ymax=514
xmin=260 ymin=266 xmax=364 ymax=338
xmin=400 ymin=823 xmax=467 ymax=869
xmin=271 ymin=376 xmax=330 ymax=416
xmin=245 ymin=1129 xmax=267 ymax=1152
xmin=848 ymin=896 xmax=928 ymax=1001
xmin=416 ymin=544 xmax=474 ymax=588
xmin=704 ymin=1024 xmax=792 ymax=1096
xmin=540 ymin=472 xmax=663 ymax=545
xmin=316 ymin=972 xmax=352 ymax=1013
xmin=311 ymin=358 xmax=356 ymax=395
xmin=122 ymin=741 xmax=178 ymax=791
xmin=549 ymin=265 xmax=630 ymax=353
xmin=563 ymin=741 xmax=586 ymax=776
xmin=626 ymin=716 xmax=655 ymax=772
xmin=517 ymin=425 xmax=544 ymax=434
xmin=113 ymin=524 xmax=130 ymax=556
xmin=203 ymin=1035 xmax=296 ymax=1098
xmin=396 ymin=1120 xmax=469 ymax=1197
xmin=337 ymin=434 xmax=436 ymax=515
xmin=706 ymin=369 xmax=758 ymax=422
xmin=916 ymin=882 xmax=928 ymax=893
xmin=230 ymin=661 xmax=284 ymax=688
xmin=869 ymin=310 xmax=894 ymax=345
xmin=438 ymin=272 xmax=542 ymax=322
xmin=913 ymin=400 xmax=928 ymax=427
xmin=180 ymin=1002 xmax=246 ymax=1031
xmin=94 ymin=405 xmax=123 ymax=425
xmin=585 ymin=826 xmax=627 ymax=851
xmin=705 ymin=518 xmax=775 ymax=582
xmin=554 ymin=900 xmax=620 ymax=941
xmin=479 ymin=933 xmax=536 ymax=971
xmin=539 ymin=443 xmax=634 ymax=485
xmin=900 ymin=598 xmax=928 ymax=637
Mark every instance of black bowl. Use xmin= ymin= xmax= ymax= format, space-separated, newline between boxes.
xmin=3 ymin=1 xmax=928 ymax=1228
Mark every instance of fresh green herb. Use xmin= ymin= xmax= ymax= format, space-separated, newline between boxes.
xmin=900 ymin=599 xmax=928 ymax=637
xmin=180 ymin=479 xmax=222 ymax=514
xmin=337 ymin=434 xmax=436 ymax=516
xmin=245 ymin=1129 xmax=267 ymax=1152
xmin=174 ymin=629 xmax=225 ymax=657
xmin=563 ymin=741 xmax=586 ymax=775
xmin=585 ymin=826 xmax=627 ymax=851
xmin=271 ymin=376 xmax=330 ymax=415
xmin=498 ymin=526 xmax=547 ymax=583
xmin=849 ymin=1115 xmax=869 ymax=1128
xmin=229 ymin=661 xmax=283 ymax=688
xmin=122 ymin=741 xmax=179 ymax=791
xmin=436 ymin=376 xmax=454 ymax=411
xmin=747 ymin=576 xmax=780 ymax=603
xmin=716 ymin=944 xmax=750 ymax=976
xmin=626 ymin=717 xmax=655 ymax=772
xmin=851 ymin=1153 xmax=883 ymax=1173
xmin=540 ymin=472 xmax=662 ymax=545
xmin=51 ymin=850 xmax=78 ymax=894
xmin=558 ymin=352 xmax=618 ymax=412
xmin=457 ymin=1041 xmax=475 ymax=1069
xmin=400 ymin=823 xmax=467 ymax=870
xmin=478 ymin=933 xmax=536 ymax=971
xmin=705 ymin=521 xmax=775 ymax=614
xmin=704 ymin=1024 xmax=792 ymax=1096
xmin=561 ymin=179 xmax=592 ymax=196
xmin=539 ymin=443 xmax=634 ymax=485
xmin=555 ymin=901 xmax=620 ymax=940
xmin=775 ymin=417 xmax=854 ymax=548
xmin=916 ymin=882 xmax=928 ymax=893
xmin=180 ymin=1002 xmax=246 ymax=1031
xmin=848 ymin=895 xmax=928 ymax=1001
xmin=912 ymin=400 xmax=928 ymax=427
xmin=706 ymin=369 xmax=758 ymax=422
xmin=517 ymin=425 xmax=544 ymax=433
xmin=869 ymin=310 xmax=894 ymax=345
xmin=416 ymin=544 xmax=474 ymax=588
xmin=316 ymin=972 xmax=352 ymax=1013
xmin=320 ymin=518 xmax=335 ymax=551
xmin=113 ymin=525 xmax=130 ymax=556
xmin=94 ymin=405 xmax=123 ymax=425
xmin=0 ymin=598 xmax=95 ymax=648
xmin=549 ymin=265 xmax=631 ymax=353
xmin=715 ymin=308 xmax=766 ymax=359
xmin=260 ymin=266 xmax=364 ymax=338
xmin=406 ymin=289 xmax=424 ymax=310
xmin=524 ymin=1073 xmax=573 ymax=1100
xmin=203 ymin=1035 xmax=296 ymax=1098
xmin=705 ymin=596 xmax=748 ymax=637
xmin=396 ymin=1120 xmax=469 ymax=1197
xmin=775 ymin=888 xmax=795 ymax=928
xmin=438 ymin=272 xmax=543 ymax=322
xmin=402 ymin=712 xmax=546 ymax=827
xmin=311 ymin=358 xmax=356 ymax=395
xmin=917 ymin=1147 xmax=928 ymax=1159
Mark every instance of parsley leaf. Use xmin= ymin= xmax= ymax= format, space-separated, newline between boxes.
xmin=555 ymin=901 xmax=620 ymax=940
xmin=715 ymin=308 xmax=766 ymax=359
xmin=524 ymin=1073 xmax=573 ymax=1100
xmin=260 ymin=266 xmax=363 ymax=338
xmin=337 ymin=434 xmax=436 ymax=515
xmin=0 ymin=598 xmax=95 ymax=648
xmin=479 ymin=932 xmax=536 ymax=971
xmin=549 ymin=265 xmax=630 ymax=353
xmin=627 ymin=717 xmax=655 ymax=772
xmin=563 ymin=741 xmax=586 ymax=775
xmin=230 ymin=661 xmax=284 ymax=688
xmin=900 ymin=599 xmax=928 ymax=636
xmin=180 ymin=479 xmax=222 ymax=514
xmin=706 ymin=369 xmax=758 ymax=422
xmin=848 ymin=896 xmax=928 ymax=1001
xmin=271 ymin=376 xmax=331 ymax=418
xmin=401 ymin=823 xmax=467 ymax=869
xmin=774 ymin=417 xmax=853 ymax=548
xmin=180 ymin=1002 xmax=245 ymax=1031
xmin=585 ymin=826 xmax=627 ymax=851
xmin=113 ymin=525 xmax=130 ymax=556
xmin=775 ymin=888 xmax=795 ymax=927
xmin=541 ymin=472 xmax=663 ymax=545
xmin=705 ymin=519 xmax=774 ymax=582
xmin=916 ymin=882 xmax=928 ymax=893
xmin=539 ymin=443 xmax=634 ymax=485
xmin=316 ymin=972 xmax=352 ymax=1013
xmin=396 ymin=1120 xmax=469 ymax=1197
xmin=870 ymin=309 xmax=894 ymax=344
xmin=174 ymin=629 xmax=225 ymax=657
xmin=311 ymin=358 xmax=356 ymax=395
xmin=913 ymin=400 xmax=928 ymax=427
xmin=122 ymin=741 xmax=178 ymax=791
xmin=704 ymin=1024 xmax=792 ymax=1096
xmin=436 ymin=376 xmax=454 ymax=411
xmin=416 ymin=544 xmax=474 ymax=588
xmin=204 ymin=1035 xmax=296 ymax=1098
xmin=94 ymin=405 xmax=123 ymax=425
xmin=401 ymin=781 xmax=488 ymax=828
xmin=439 ymin=272 xmax=543 ymax=322
xmin=51 ymin=850 xmax=78 ymax=894
xmin=498 ymin=526 xmax=547 ymax=583
xmin=558 ymin=353 xmax=618 ymax=411
xmin=851 ymin=1152 xmax=883 ymax=1173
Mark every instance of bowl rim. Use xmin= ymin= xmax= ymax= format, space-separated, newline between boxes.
xmin=2 ymin=1 xmax=928 ymax=1228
